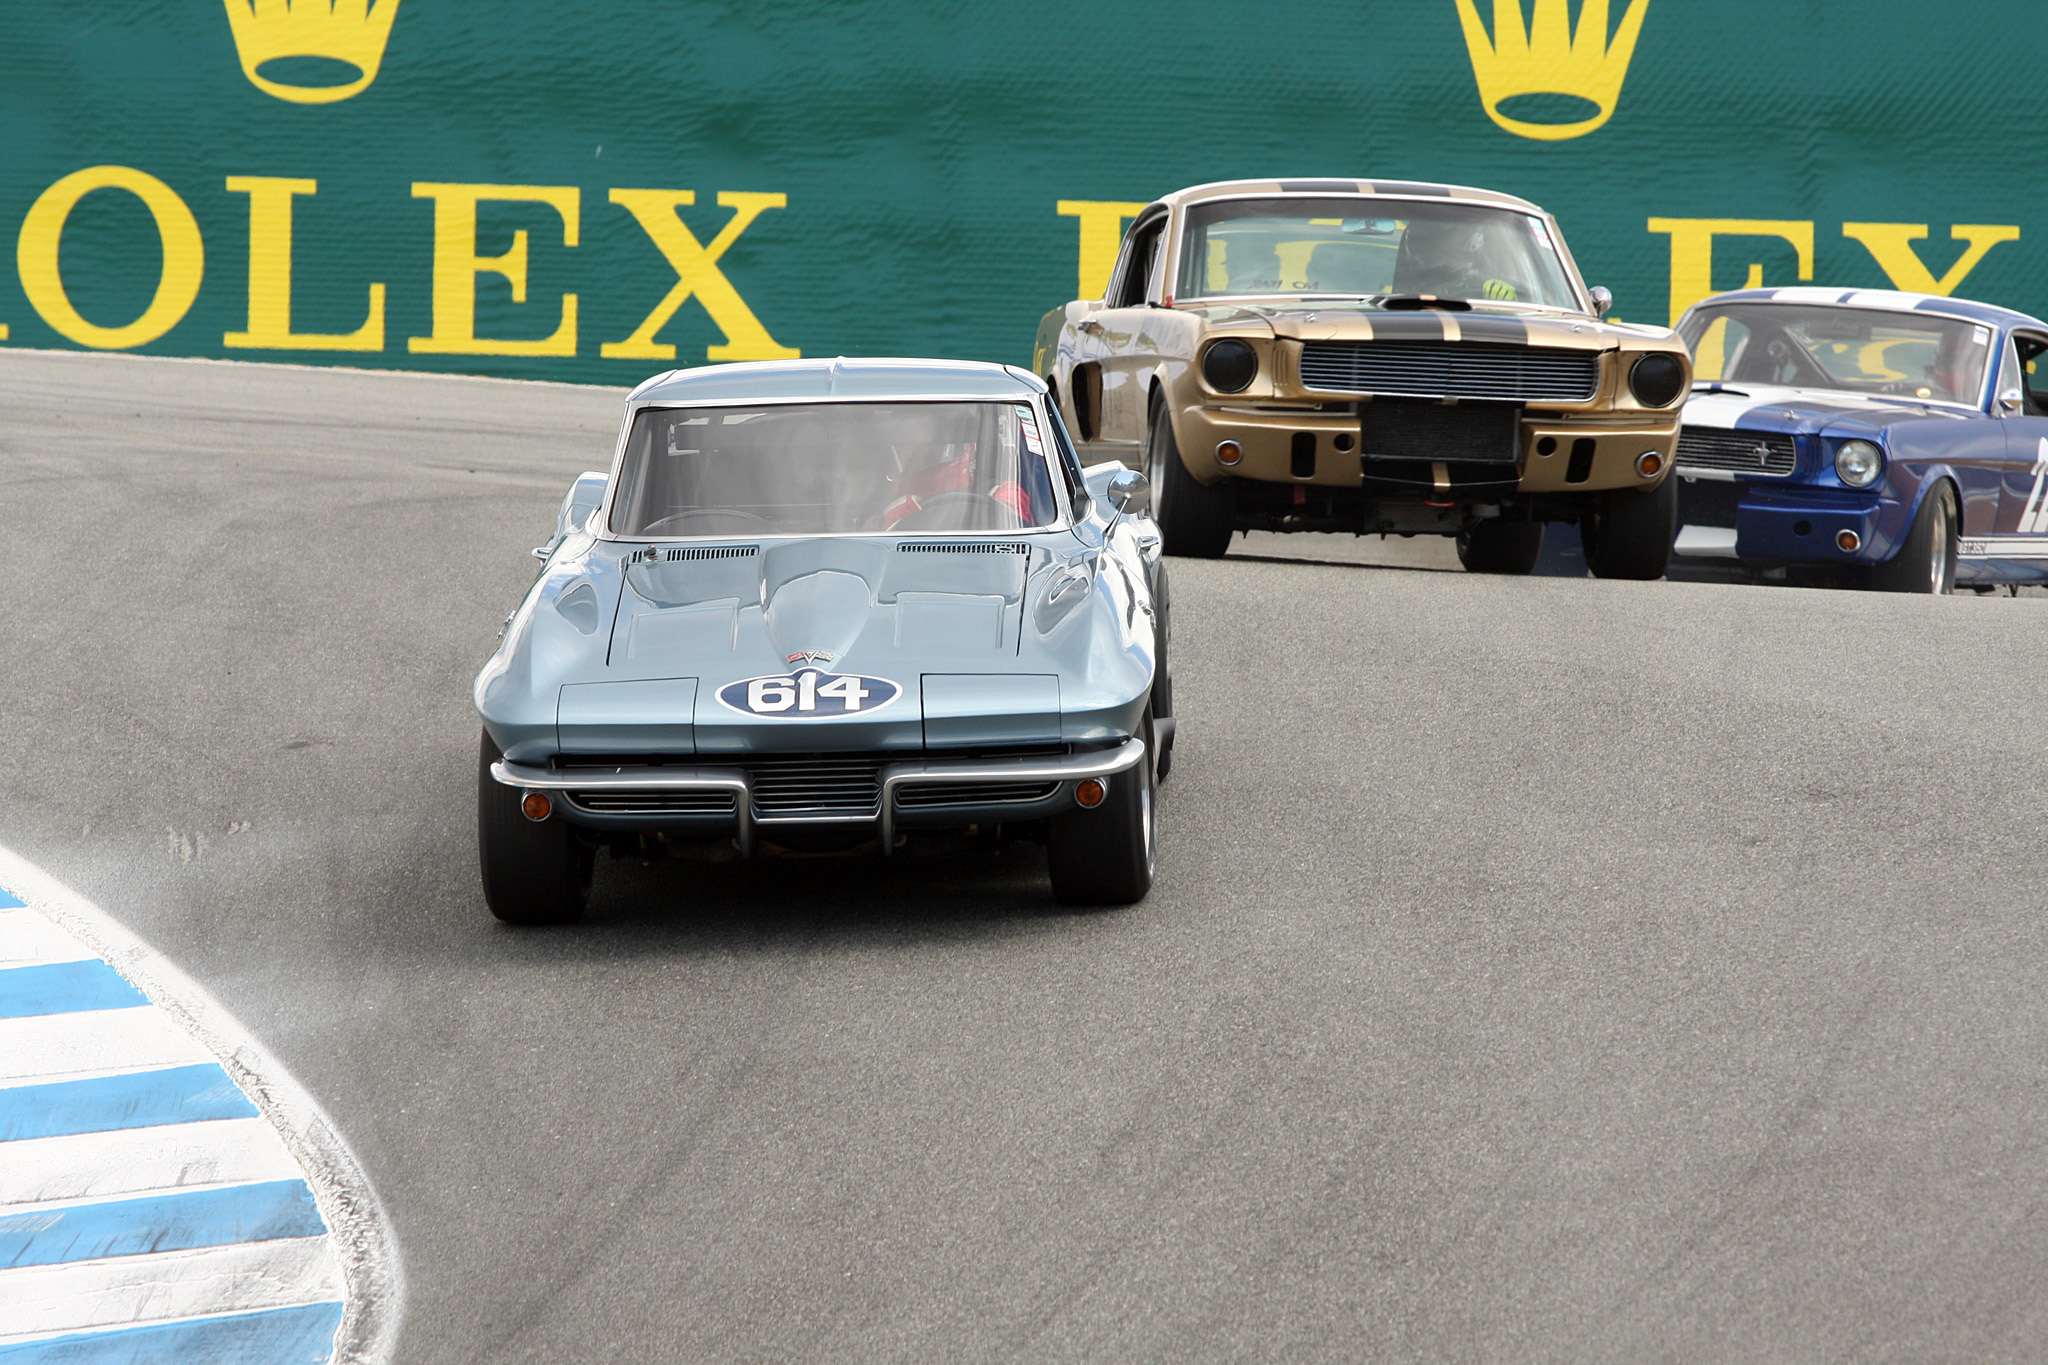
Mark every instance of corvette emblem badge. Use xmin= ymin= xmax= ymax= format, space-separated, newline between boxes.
xmin=787 ymin=650 xmax=835 ymax=666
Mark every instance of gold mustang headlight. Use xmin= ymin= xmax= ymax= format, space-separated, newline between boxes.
xmin=1629 ymin=353 xmax=1686 ymax=407
xmin=1201 ymin=339 xmax=1259 ymax=393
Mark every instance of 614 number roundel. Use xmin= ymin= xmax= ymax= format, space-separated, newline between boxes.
xmin=717 ymin=668 xmax=902 ymax=718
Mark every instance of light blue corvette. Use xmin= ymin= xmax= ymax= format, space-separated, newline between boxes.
xmin=474 ymin=359 xmax=1173 ymax=922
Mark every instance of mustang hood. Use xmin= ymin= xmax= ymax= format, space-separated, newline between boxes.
xmin=1684 ymin=384 xmax=1975 ymax=440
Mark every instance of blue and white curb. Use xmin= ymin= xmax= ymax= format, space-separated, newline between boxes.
xmin=0 ymin=847 xmax=401 ymax=1363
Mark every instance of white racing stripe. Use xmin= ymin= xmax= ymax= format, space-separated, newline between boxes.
xmin=0 ymin=1237 xmax=344 ymax=1344
xmin=0 ymin=906 xmax=94 ymax=968
xmin=0 ymin=1007 xmax=216 ymax=1086
xmin=0 ymin=1117 xmax=303 ymax=1208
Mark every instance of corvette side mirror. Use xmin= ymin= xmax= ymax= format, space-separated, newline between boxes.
xmin=1107 ymin=468 xmax=1151 ymax=518
xmin=1589 ymin=286 xmax=1614 ymax=318
xmin=1100 ymin=468 xmax=1151 ymax=540
xmin=2000 ymin=388 xmax=2024 ymax=415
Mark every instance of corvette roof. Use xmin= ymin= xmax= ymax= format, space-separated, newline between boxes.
xmin=1697 ymin=286 xmax=2046 ymax=331
xmin=629 ymin=358 xmax=1045 ymax=404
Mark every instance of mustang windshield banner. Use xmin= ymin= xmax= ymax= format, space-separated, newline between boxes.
xmin=0 ymin=2 xmax=2035 ymax=382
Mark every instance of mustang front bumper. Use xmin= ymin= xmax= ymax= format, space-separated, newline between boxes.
xmin=1673 ymin=476 xmax=1888 ymax=564
xmin=490 ymin=737 xmax=1149 ymax=855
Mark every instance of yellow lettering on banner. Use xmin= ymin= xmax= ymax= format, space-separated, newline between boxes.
xmin=223 ymin=176 xmax=384 ymax=351
xmin=1841 ymin=223 xmax=2020 ymax=297
xmin=1645 ymin=218 xmax=1814 ymax=325
xmin=16 ymin=166 xmax=204 ymax=349
xmin=408 ymin=183 xmax=578 ymax=356
xmin=1057 ymin=200 xmax=1147 ymax=302
xmin=602 ymin=190 xmax=798 ymax=361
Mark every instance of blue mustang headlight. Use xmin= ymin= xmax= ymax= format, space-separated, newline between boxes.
xmin=1834 ymin=439 xmax=1884 ymax=488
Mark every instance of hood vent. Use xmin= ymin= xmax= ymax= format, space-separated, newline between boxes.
xmin=897 ymin=542 xmax=1029 ymax=555
xmin=631 ymin=544 xmax=759 ymax=563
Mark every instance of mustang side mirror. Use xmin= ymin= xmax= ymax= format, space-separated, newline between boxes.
xmin=1589 ymin=286 xmax=1614 ymax=318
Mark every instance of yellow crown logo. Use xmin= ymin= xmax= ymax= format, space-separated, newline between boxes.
xmin=1453 ymin=0 xmax=1650 ymax=141
xmin=222 ymin=0 xmax=401 ymax=104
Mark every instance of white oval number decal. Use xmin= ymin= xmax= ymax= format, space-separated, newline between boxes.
xmin=718 ymin=669 xmax=902 ymax=718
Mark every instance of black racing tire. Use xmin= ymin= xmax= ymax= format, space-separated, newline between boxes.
xmin=1455 ymin=520 xmax=1544 ymax=574
xmin=1582 ymin=475 xmax=1677 ymax=581
xmin=1870 ymin=482 xmax=1957 ymax=594
xmin=1047 ymin=712 xmax=1158 ymax=906
xmin=1144 ymin=395 xmax=1235 ymax=559
xmin=1149 ymin=561 xmax=1174 ymax=780
xmin=478 ymin=731 xmax=593 ymax=925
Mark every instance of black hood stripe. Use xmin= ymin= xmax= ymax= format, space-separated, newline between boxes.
xmin=1455 ymin=315 xmax=1529 ymax=346
xmin=1360 ymin=313 xmax=1449 ymax=342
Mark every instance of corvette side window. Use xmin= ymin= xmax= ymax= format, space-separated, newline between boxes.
xmin=1042 ymin=400 xmax=1088 ymax=510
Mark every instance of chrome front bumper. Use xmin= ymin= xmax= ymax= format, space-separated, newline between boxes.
xmin=490 ymin=737 xmax=1148 ymax=856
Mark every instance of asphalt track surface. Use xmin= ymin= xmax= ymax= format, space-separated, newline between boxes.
xmin=6 ymin=349 xmax=2048 ymax=1362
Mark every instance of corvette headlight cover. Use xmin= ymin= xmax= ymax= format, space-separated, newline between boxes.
xmin=1835 ymin=439 xmax=1884 ymax=488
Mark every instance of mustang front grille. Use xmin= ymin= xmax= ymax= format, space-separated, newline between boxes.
xmin=748 ymin=755 xmax=883 ymax=818
xmin=1675 ymin=426 xmax=1797 ymax=476
xmin=565 ymin=790 xmax=736 ymax=815
xmin=894 ymin=780 xmax=1061 ymax=809
xmin=1300 ymin=341 xmax=1600 ymax=402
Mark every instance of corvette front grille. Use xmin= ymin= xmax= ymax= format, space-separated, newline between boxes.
xmin=565 ymin=790 xmax=736 ymax=815
xmin=1300 ymin=341 xmax=1600 ymax=402
xmin=748 ymin=755 xmax=883 ymax=818
xmin=894 ymin=780 xmax=1060 ymax=809
xmin=1675 ymin=426 xmax=1797 ymax=476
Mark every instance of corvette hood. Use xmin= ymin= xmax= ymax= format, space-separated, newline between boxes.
xmin=515 ymin=532 xmax=1153 ymax=756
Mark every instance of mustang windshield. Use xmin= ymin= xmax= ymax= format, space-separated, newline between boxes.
xmin=1682 ymin=303 xmax=1993 ymax=403
xmin=608 ymin=401 xmax=1061 ymax=537
xmin=1174 ymin=197 xmax=1580 ymax=308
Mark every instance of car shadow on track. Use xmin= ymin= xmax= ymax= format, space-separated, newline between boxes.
xmin=509 ymin=842 xmax=1101 ymax=948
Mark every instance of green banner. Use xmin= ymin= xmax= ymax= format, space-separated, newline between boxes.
xmin=0 ymin=2 xmax=2035 ymax=383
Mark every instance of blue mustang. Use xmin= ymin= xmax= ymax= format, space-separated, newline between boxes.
xmin=1669 ymin=287 xmax=2048 ymax=592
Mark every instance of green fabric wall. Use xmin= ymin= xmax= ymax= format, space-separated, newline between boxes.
xmin=0 ymin=2 xmax=2031 ymax=382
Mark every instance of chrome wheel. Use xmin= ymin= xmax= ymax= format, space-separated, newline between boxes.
xmin=1929 ymin=492 xmax=1954 ymax=594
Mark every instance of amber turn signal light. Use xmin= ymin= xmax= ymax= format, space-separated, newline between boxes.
xmin=1215 ymin=440 xmax=1244 ymax=467
xmin=521 ymin=791 xmax=553 ymax=821
xmin=1635 ymin=451 xmax=1664 ymax=478
xmin=1074 ymin=778 xmax=1108 ymax=808
xmin=1836 ymin=529 xmax=1861 ymax=552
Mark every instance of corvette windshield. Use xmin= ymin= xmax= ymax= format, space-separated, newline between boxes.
xmin=608 ymin=401 xmax=1060 ymax=537
xmin=1681 ymin=303 xmax=1993 ymax=403
xmin=1173 ymin=197 xmax=1580 ymax=308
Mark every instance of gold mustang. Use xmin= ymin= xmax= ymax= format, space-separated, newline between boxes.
xmin=1032 ymin=179 xmax=1692 ymax=576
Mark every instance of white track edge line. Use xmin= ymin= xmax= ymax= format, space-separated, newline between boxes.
xmin=0 ymin=844 xmax=403 ymax=1365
